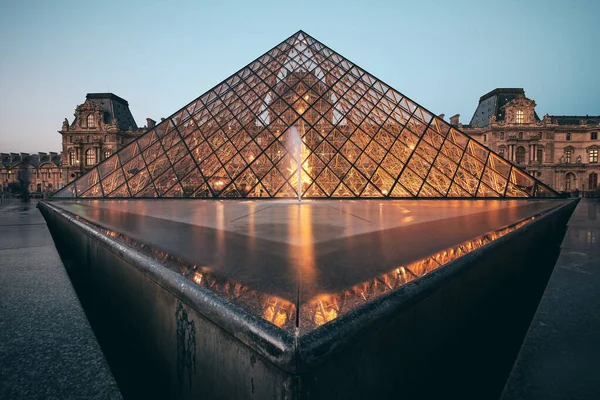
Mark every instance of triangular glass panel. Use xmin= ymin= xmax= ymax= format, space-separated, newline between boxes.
xmin=361 ymin=183 xmax=384 ymax=197
xmin=304 ymin=182 xmax=326 ymax=197
xmin=107 ymin=183 xmax=131 ymax=198
xmin=332 ymin=182 xmax=354 ymax=197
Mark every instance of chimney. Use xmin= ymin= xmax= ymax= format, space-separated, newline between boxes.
xmin=146 ymin=118 xmax=156 ymax=128
xmin=438 ymin=114 xmax=445 ymax=121
xmin=450 ymin=114 xmax=460 ymax=126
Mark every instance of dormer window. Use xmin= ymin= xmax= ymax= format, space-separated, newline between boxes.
xmin=87 ymin=114 xmax=96 ymax=128
xmin=592 ymin=132 xmax=598 ymax=140
xmin=516 ymin=110 xmax=524 ymax=124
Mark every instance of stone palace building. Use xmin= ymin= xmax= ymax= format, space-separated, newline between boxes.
xmin=2 ymin=89 xmax=597 ymax=195
xmin=59 ymin=93 xmax=150 ymax=184
xmin=1 ymin=93 xmax=152 ymax=195
xmin=452 ymin=88 xmax=599 ymax=193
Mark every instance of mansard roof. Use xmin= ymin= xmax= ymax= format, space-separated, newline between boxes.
xmin=85 ymin=93 xmax=139 ymax=131
xmin=469 ymin=88 xmax=540 ymax=128
xmin=1 ymin=152 xmax=62 ymax=169
xmin=550 ymin=116 xmax=600 ymax=126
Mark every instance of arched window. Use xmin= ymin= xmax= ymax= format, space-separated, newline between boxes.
xmin=565 ymin=173 xmax=576 ymax=191
xmin=589 ymin=173 xmax=598 ymax=190
xmin=68 ymin=151 xmax=76 ymax=166
xmin=85 ymin=149 xmax=95 ymax=166
xmin=516 ymin=110 xmax=524 ymax=124
xmin=87 ymin=114 xmax=96 ymax=128
xmin=515 ymin=146 xmax=526 ymax=164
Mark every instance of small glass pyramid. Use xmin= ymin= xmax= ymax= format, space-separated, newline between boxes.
xmin=54 ymin=31 xmax=556 ymax=199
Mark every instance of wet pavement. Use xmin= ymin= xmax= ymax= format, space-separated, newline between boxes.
xmin=502 ymin=198 xmax=600 ymax=400
xmin=0 ymin=199 xmax=121 ymax=399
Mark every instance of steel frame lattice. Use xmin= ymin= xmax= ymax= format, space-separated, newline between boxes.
xmin=54 ymin=31 xmax=557 ymax=199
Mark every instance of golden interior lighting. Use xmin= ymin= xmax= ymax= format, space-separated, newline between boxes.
xmin=54 ymin=31 xmax=555 ymax=200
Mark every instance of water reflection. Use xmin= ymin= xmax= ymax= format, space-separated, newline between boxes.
xmin=73 ymin=211 xmax=536 ymax=333
xmin=298 ymin=216 xmax=534 ymax=330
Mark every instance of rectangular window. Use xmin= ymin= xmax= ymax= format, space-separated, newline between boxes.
xmin=499 ymin=132 xmax=504 ymax=140
xmin=592 ymin=132 xmax=598 ymax=140
xmin=516 ymin=110 xmax=524 ymax=124
xmin=565 ymin=150 xmax=572 ymax=163
xmin=566 ymin=133 xmax=571 ymax=141
xmin=483 ymin=134 xmax=487 ymax=142
xmin=590 ymin=149 xmax=599 ymax=163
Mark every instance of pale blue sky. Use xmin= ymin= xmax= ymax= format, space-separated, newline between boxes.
xmin=1 ymin=0 xmax=598 ymax=153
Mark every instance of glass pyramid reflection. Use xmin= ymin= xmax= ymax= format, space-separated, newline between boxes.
xmin=53 ymin=31 xmax=557 ymax=199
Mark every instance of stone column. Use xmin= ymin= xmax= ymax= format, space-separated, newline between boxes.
xmin=529 ymin=145 xmax=533 ymax=164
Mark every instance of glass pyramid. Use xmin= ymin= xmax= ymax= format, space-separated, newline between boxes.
xmin=54 ymin=31 xmax=557 ymax=199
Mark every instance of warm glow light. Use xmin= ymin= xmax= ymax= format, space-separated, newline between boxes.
xmin=193 ymin=272 xmax=203 ymax=284
xmin=314 ymin=298 xmax=338 ymax=326
xmin=300 ymin=215 xmax=536 ymax=329
xmin=262 ymin=298 xmax=293 ymax=328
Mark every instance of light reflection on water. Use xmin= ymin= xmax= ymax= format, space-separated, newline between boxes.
xmin=74 ymin=211 xmax=536 ymax=332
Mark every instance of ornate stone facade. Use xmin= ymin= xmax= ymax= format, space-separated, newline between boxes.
xmin=454 ymin=88 xmax=600 ymax=194
xmin=1 ymin=152 xmax=62 ymax=195
xmin=59 ymin=93 xmax=149 ymax=185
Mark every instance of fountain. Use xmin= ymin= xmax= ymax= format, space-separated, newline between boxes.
xmin=289 ymin=125 xmax=303 ymax=202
